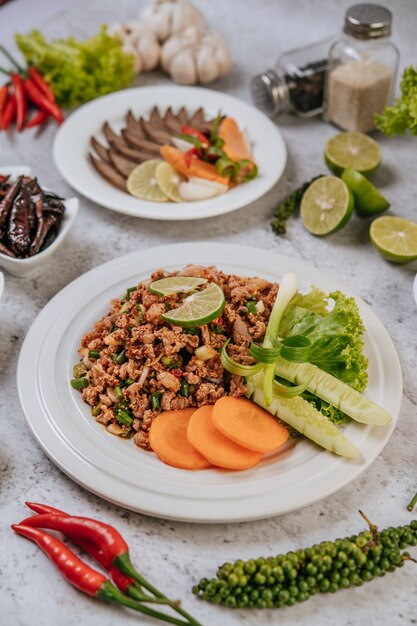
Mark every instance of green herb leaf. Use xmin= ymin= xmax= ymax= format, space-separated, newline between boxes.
xmin=376 ymin=66 xmax=417 ymax=136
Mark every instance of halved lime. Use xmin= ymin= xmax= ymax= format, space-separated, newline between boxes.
xmin=300 ymin=176 xmax=354 ymax=236
xmin=150 ymin=276 xmax=207 ymax=296
xmin=370 ymin=216 xmax=417 ymax=264
xmin=126 ymin=159 xmax=169 ymax=202
xmin=341 ymin=168 xmax=390 ymax=216
xmin=162 ymin=283 xmax=225 ymax=327
xmin=325 ymin=132 xmax=381 ymax=176
xmin=155 ymin=161 xmax=183 ymax=202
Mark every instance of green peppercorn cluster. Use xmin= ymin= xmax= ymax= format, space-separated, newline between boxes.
xmin=193 ymin=520 xmax=417 ymax=609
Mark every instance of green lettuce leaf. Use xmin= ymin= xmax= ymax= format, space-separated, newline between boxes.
xmin=15 ymin=27 xmax=135 ymax=108
xmin=279 ymin=287 xmax=368 ymax=424
xmin=376 ymin=66 xmax=417 ymax=136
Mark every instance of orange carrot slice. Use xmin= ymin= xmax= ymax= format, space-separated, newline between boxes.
xmin=187 ymin=405 xmax=263 ymax=470
xmin=212 ymin=396 xmax=289 ymax=453
xmin=149 ymin=408 xmax=210 ymax=470
xmin=218 ymin=117 xmax=252 ymax=162
xmin=160 ymin=145 xmax=230 ymax=185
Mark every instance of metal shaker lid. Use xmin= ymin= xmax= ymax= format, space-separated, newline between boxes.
xmin=250 ymin=70 xmax=290 ymax=118
xmin=344 ymin=4 xmax=392 ymax=39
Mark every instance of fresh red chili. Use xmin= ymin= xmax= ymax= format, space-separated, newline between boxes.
xmin=24 ymin=78 xmax=63 ymax=124
xmin=183 ymin=147 xmax=200 ymax=168
xmin=0 ymin=84 xmax=8 ymax=115
xmin=0 ymin=94 xmax=16 ymax=131
xmin=12 ymin=524 xmax=190 ymax=626
xmin=28 ymin=67 xmax=55 ymax=102
xmin=25 ymin=109 xmax=49 ymax=129
xmin=11 ymin=73 xmax=26 ymax=131
xmin=22 ymin=506 xmax=200 ymax=626
xmin=180 ymin=126 xmax=209 ymax=148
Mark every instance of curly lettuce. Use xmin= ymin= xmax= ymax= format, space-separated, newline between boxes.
xmin=376 ymin=66 xmax=417 ymax=136
xmin=15 ymin=27 xmax=135 ymax=108
xmin=279 ymin=287 xmax=368 ymax=424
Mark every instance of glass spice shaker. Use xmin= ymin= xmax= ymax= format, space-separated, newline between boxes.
xmin=251 ymin=38 xmax=334 ymax=119
xmin=323 ymin=4 xmax=399 ymax=133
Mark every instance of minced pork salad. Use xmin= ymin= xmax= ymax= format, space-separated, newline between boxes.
xmin=71 ymin=265 xmax=278 ymax=450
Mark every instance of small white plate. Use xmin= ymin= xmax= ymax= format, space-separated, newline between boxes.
xmin=53 ymin=86 xmax=286 ymax=221
xmin=0 ymin=166 xmax=79 ymax=277
xmin=17 ymin=243 xmax=402 ymax=523
xmin=0 ymin=271 xmax=4 ymax=300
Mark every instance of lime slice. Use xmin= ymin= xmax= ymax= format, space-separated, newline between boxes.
xmin=155 ymin=161 xmax=183 ymax=202
xmin=341 ymin=168 xmax=390 ymax=216
xmin=300 ymin=176 xmax=354 ymax=236
xmin=162 ymin=283 xmax=225 ymax=327
xmin=325 ymin=132 xmax=381 ymax=176
xmin=126 ymin=159 xmax=169 ymax=202
xmin=150 ymin=276 xmax=207 ymax=296
xmin=370 ymin=216 xmax=417 ymax=264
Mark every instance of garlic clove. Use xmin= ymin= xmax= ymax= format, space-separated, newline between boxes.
xmin=196 ymin=44 xmax=219 ymax=84
xmin=136 ymin=35 xmax=161 ymax=71
xmin=168 ymin=47 xmax=197 ymax=85
xmin=122 ymin=41 xmax=144 ymax=74
xmin=139 ymin=1 xmax=173 ymax=42
xmin=215 ymin=41 xmax=232 ymax=77
xmin=161 ymin=33 xmax=187 ymax=72
xmin=172 ymin=0 xmax=205 ymax=36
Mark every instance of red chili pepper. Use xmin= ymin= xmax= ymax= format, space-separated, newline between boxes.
xmin=0 ymin=84 xmax=8 ymax=115
xmin=180 ymin=126 xmax=209 ymax=148
xmin=11 ymin=73 xmax=27 ymax=131
xmin=28 ymin=67 xmax=55 ymax=102
xmin=11 ymin=524 xmax=188 ymax=625
xmin=21 ymin=506 xmax=199 ymax=625
xmin=0 ymin=94 xmax=16 ymax=131
xmin=183 ymin=147 xmax=200 ymax=168
xmin=25 ymin=109 xmax=49 ymax=129
xmin=24 ymin=78 xmax=63 ymax=124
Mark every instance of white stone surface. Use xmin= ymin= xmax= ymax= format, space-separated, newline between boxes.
xmin=1 ymin=0 xmax=416 ymax=624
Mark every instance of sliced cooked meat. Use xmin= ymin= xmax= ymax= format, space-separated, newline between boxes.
xmin=89 ymin=154 xmax=127 ymax=191
xmin=126 ymin=110 xmax=145 ymax=137
xmin=121 ymin=129 xmax=161 ymax=155
xmin=108 ymin=150 xmax=138 ymax=178
xmin=109 ymin=139 xmax=153 ymax=163
xmin=163 ymin=107 xmax=182 ymax=133
xmin=102 ymin=121 xmax=124 ymax=146
xmin=90 ymin=136 xmax=111 ymax=164
xmin=140 ymin=118 xmax=172 ymax=145
xmin=197 ymin=117 xmax=216 ymax=134
xmin=190 ymin=107 xmax=204 ymax=127
xmin=149 ymin=106 xmax=166 ymax=130
xmin=177 ymin=106 xmax=188 ymax=125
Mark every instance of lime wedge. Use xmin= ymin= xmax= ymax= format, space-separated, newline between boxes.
xmin=150 ymin=276 xmax=207 ymax=296
xmin=341 ymin=168 xmax=390 ymax=216
xmin=300 ymin=176 xmax=354 ymax=236
xmin=155 ymin=161 xmax=183 ymax=202
xmin=162 ymin=283 xmax=225 ymax=327
xmin=126 ymin=159 xmax=169 ymax=202
xmin=325 ymin=132 xmax=381 ymax=176
xmin=370 ymin=216 xmax=417 ymax=264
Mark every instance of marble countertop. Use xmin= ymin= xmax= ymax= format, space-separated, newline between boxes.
xmin=1 ymin=0 xmax=416 ymax=624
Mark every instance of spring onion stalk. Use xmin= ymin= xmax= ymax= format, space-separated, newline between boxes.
xmin=249 ymin=342 xmax=282 ymax=364
xmin=221 ymin=340 xmax=263 ymax=377
xmin=273 ymin=379 xmax=310 ymax=398
xmin=407 ymin=491 xmax=417 ymax=512
xmin=280 ymin=336 xmax=312 ymax=362
xmin=70 ymin=378 xmax=89 ymax=390
xmin=262 ymin=273 xmax=298 ymax=406
xmin=274 ymin=357 xmax=392 ymax=426
xmin=88 ymin=350 xmax=100 ymax=359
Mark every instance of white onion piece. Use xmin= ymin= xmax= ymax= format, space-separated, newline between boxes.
xmin=188 ymin=177 xmax=228 ymax=193
xmin=179 ymin=180 xmax=222 ymax=201
xmin=172 ymin=137 xmax=195 ymax=152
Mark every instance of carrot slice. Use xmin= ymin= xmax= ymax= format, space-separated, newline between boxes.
xmin=160 ymin=145 xmax=230 ymax=185
xmin=149 ymin=408 xmax=210 ymax=470
xmin=187 ymin=405 xmax=263 ymax=470
xmin=212 ymin=396 xmax=289 ymax=453
xmin=218 ymin=117 xmax=252 ymax=162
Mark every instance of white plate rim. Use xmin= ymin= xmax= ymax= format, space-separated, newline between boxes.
xmin=53 ymin=86 xmax=286 ymax=221
xmin=17 ymin=243 xmax=402 ymax=523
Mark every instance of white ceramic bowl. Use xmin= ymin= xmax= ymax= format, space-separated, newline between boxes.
xmin=0 ymin=166 xmax=79 ymax=278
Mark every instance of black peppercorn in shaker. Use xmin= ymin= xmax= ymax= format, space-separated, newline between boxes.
xmin=251 ymin=38 xmax=334 ymax=119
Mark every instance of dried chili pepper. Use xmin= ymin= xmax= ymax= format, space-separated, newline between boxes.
xmin=23 ymin=78 xmax=63 ymax=124
xmin=11 ymin=524 xmax=192 ymax=626
xmin=0 ymin=94 xmax=16 ymax=131
xmin=11 ymin=73 xmax=26 ymax=131
xmin=28 ymin=66 xmax=55 ymax=102
xmin=21 ymin=508 xmax=201 ymax=626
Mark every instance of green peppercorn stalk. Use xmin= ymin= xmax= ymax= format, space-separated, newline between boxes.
xmin=193 ymin=513 xmax=417 ymax=610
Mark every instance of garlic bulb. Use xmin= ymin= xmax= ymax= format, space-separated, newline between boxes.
xmin=139 ymin=0 xmax=205 ymax=43
xmin=110 ymin=21 xmax=160 ymax=72
xmin=161 ymin=26 xmax=231 ymax=85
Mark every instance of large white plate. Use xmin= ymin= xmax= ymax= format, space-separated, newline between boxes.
xmin=17 ymin=244 xmax=402 ymax=523
xmin=53 ymin=86 xmax=286 ymax=221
